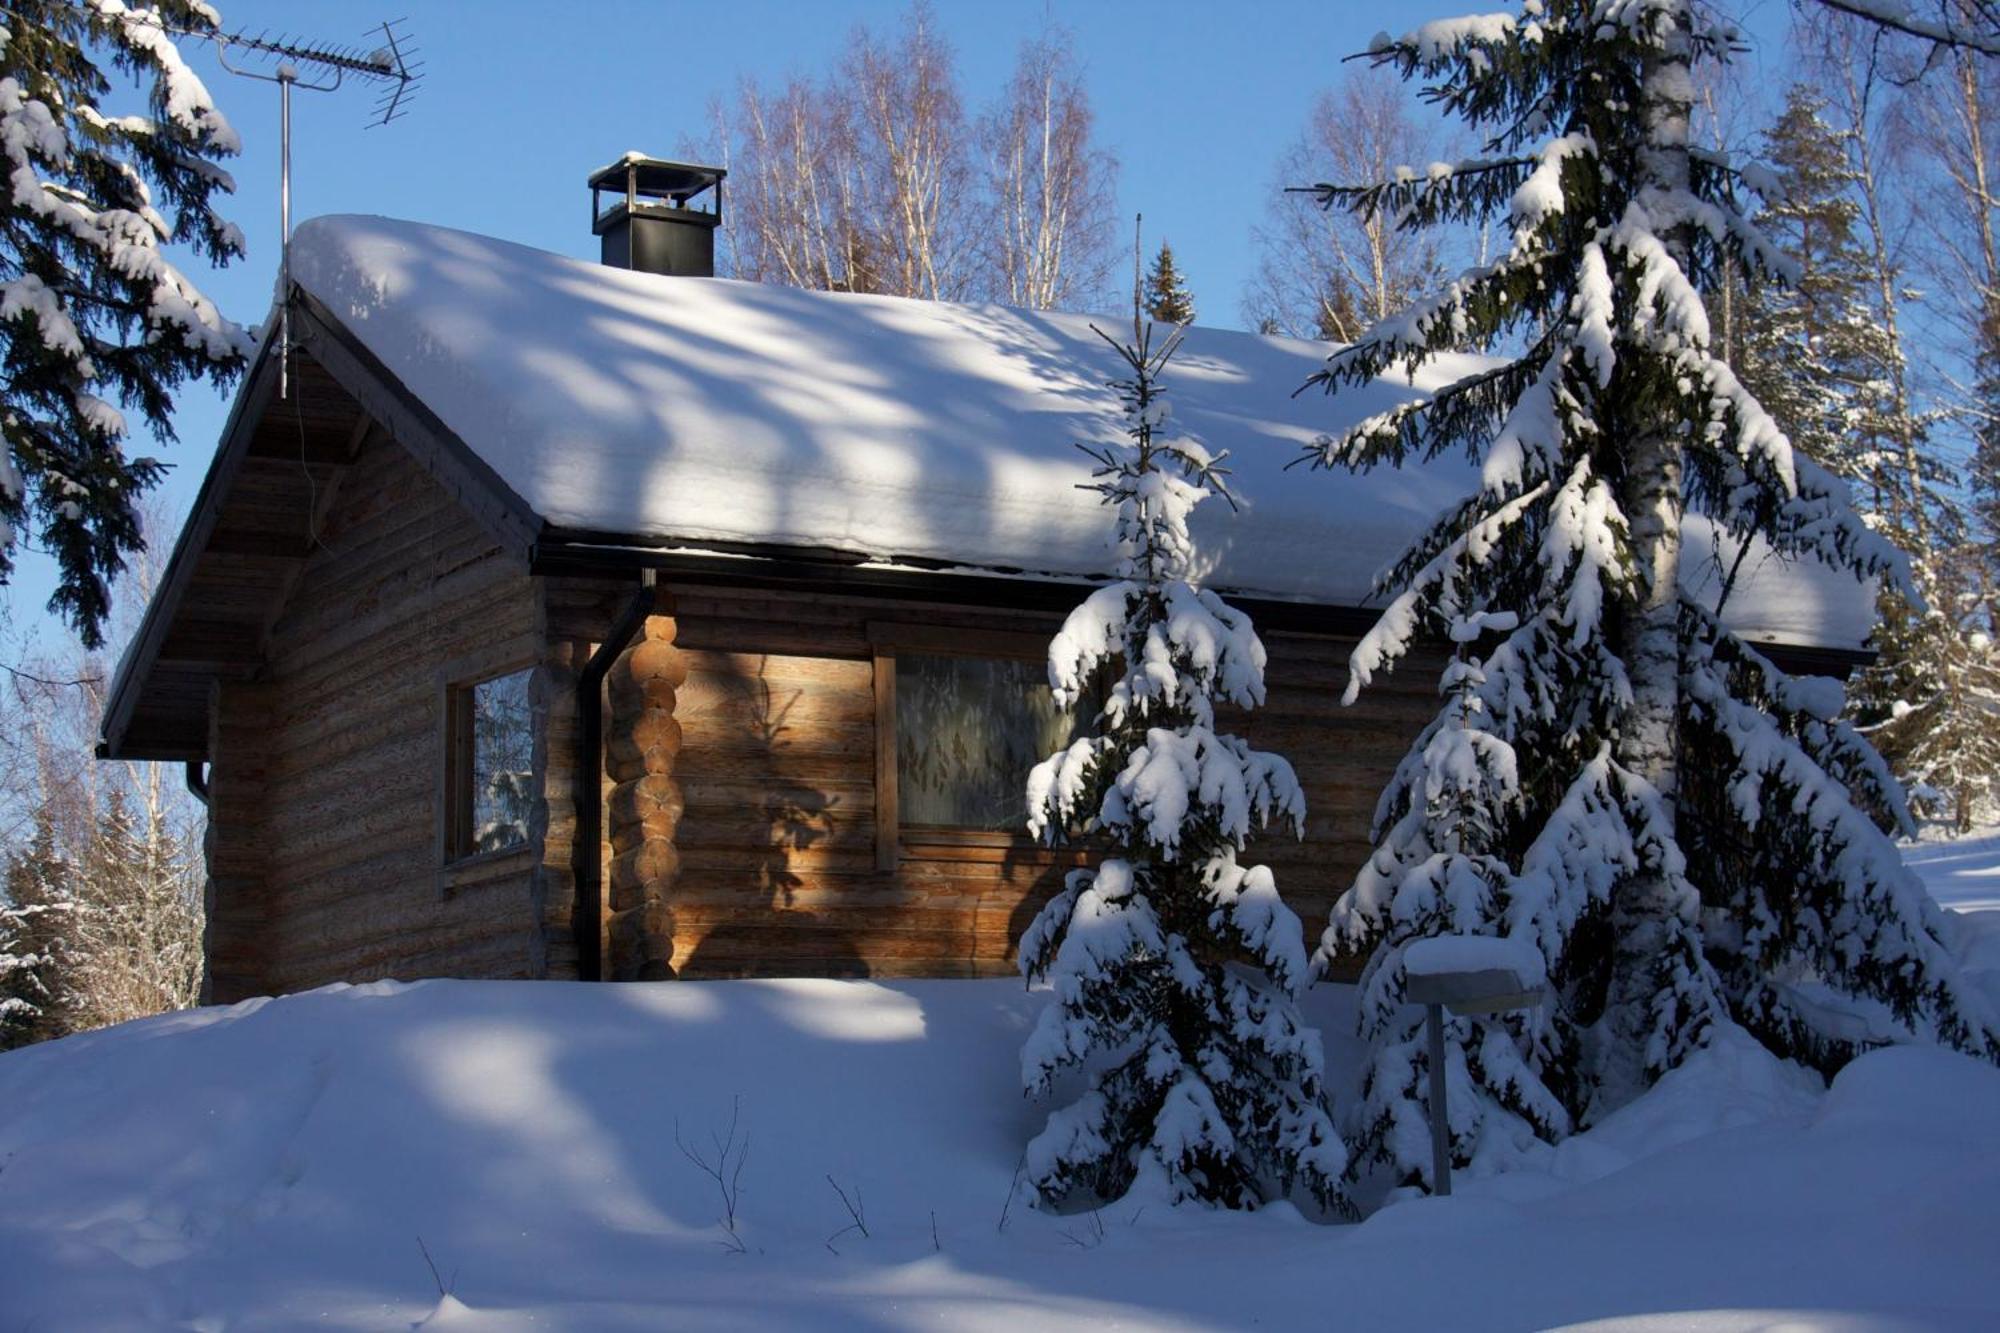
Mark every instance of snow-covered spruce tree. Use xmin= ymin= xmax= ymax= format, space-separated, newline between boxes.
xmin=1735 ymin=84 xmax=1997 ymax=833
xmin=0 ymin=0 xmax=250 ymax=647
xmin=1143 ymin=241 xmax=1195 ymax=325
xmin=1017 ymin=317 xmax=1346 ymax=1213
xmin=1 ymin=810 xmax=78 ymax=1049
xmin=1724 ymin=86 xmax=1992 ymax=828
xmin=1731 ymin=87 xmax=1891 ymax=500
xmin=1306 ymin=1 xmax=2000 ymax=1189
xmin=1975 ymin=309 xmax=2000 ymax=601
xmin=1339 ymin=608 xmax=1583 ymax=1187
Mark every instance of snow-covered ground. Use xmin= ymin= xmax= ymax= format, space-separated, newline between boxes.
xmin=1908 ymin=827 xmax=2000 ymax=915
xmin=1907 ymin=828 xmax=2000 ymax=1012
xmin=2 ymin=846 xmax=1998 ymax=1331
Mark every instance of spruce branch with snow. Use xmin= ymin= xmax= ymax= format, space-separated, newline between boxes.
xmin=1 ymin=811 xmax=74 ymax=1046
xmin=1678 ymin=607 xmax=1998 ymax=1072
xmin=1303 ymin=0 xmax=2000 ymax=1191
xmin=1806 ymin=0 xmax=2000 ymax=59
xmin=0 ymin=0 xmax=251 ymax=647
xmin=1017 ymin=316 xmax=1346 ymax=1214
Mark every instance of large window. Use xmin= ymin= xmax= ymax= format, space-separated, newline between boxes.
xmin=897 ymin=653 xmax=1081 ymax=830
xmin=871 ymin=625 xmax=1088 ymax=868
xmin=443 ymin=666 xmax=535 ymax=862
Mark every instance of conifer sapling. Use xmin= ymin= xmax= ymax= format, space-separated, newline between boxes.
xmin=1143 ymin=240 xmax=1196 ymax=325
xmin=1017 ymin=311 xmax=1345 ymax=1213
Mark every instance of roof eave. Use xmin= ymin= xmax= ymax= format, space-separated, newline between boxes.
xmin=530 ymin=530 xmax=1875 ymax=672
xmin=100 ymin=289 xmax=553 ymax=761
xmin=99 ymin=333 xmax=285 ymax=761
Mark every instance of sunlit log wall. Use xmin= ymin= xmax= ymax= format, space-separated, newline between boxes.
xmin=564 ymin=580 xmax=1441 ymax=981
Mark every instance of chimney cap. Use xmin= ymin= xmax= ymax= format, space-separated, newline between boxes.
xmin=587 ymin=154 xmax=726 ymax=206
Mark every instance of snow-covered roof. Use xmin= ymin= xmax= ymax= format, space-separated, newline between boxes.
xmin=288 ymin=214 xmax=1876 ymax=652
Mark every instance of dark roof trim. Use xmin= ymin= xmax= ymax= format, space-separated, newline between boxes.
xmin=531 ymin=531 xmax=1874 ymax=673
xmin=537 ymin=521 xmax=1101 ymax=581
xmin=99 ymin=336 xmax=283 ymax=760
xmin=529 ymin=529 xmax=1393 ymax=631
xmin=1743 ymin=641 xmax=1875 ymax=678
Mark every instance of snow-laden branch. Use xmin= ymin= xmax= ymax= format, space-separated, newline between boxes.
xmin=1808 ymin=0 xmax=2000 ymax=57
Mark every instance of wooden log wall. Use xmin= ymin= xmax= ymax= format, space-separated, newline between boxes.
xmin=202 ymin=680 xmax=275 ymax=1003
xmin=605 ymin=609 xmax=687 ymax=979
xmin=599 ymin=580 xmax=1444 ymax=981
xmin=243 ymin=429 xmax=546 ymax=993
xmin=527 ymin=633 xmax=590 ymax=982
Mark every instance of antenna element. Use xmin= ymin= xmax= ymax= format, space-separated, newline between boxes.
xmin=209 ymin=20 xmax=424 ymax=396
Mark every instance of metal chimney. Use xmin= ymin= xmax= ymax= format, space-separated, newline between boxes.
xmin=588 ymin=154 xmax=726 ymax=277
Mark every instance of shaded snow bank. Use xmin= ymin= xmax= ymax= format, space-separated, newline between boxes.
xmin=2 ymin=975 xmax=1997 ymax=1331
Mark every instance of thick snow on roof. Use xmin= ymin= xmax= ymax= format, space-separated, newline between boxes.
xmin=289 ymin=215 xmax=1875 ymax=651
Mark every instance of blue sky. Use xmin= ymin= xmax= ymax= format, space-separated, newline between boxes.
xmin=4 ymin=0 xmax=1799 ymax=653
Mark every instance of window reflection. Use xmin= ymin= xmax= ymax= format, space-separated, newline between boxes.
xmin=897 ymin=654 xmax=1081 ymax=831
xmin=472 ymin=668 xmax=534 ymax=853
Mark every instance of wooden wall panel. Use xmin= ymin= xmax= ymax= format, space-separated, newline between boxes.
xmin=202 ymin=680 xmax=274 ymax=1003
xmin=250 ymin=430 xmax=544 ymax=995
xmin=225 ymin=469 xmax=1442 ymax=995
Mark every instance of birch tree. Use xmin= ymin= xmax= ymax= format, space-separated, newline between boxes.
xmin=979 ymin=25 xmax=1118 ymax=311
xmin=844 ymin=1 xmax=977 ymax=301
xmin=706 ymin=75 xmax=866 ymax=294
xmin=703 ymin=5 xmax=1116 ymax=309
xmin=1244 ymin=68 xmax=1454 ymax=341
xmin=2 ymin=515 xmax=203 ymax=1046
xmin=1793 ymin=13 xmax=2000 ymax=828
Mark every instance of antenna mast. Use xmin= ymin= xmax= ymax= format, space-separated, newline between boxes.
xmin=209 ymin=20 xmax=423 ymax=397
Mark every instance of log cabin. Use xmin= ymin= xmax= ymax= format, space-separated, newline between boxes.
xmin=98 ymin=159 xmax=1876 ymax=1003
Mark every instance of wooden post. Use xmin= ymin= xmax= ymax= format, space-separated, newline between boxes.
xmin=1427 ymin=1002 xmax=1451 ymax=1197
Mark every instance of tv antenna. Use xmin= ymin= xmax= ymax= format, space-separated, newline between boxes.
xmin=208 ymin=20 xmax=424 ymax=396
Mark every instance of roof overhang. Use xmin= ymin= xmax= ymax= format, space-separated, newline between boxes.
xmin=102 ymin=265 xmax=1878 ymax=763
xmin=98 ymin=291 xmax=548 ymax=761
xmin=528 ymin=528 xmax=1873 ymax=679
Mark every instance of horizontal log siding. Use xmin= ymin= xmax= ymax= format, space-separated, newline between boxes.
xmin=202 ymin=680 xmax=274 ymax=1003
xmin=253 ymin=431 xmax=543 ymax=994
xmin=651 ymin=584 xmax=1439 ymax=980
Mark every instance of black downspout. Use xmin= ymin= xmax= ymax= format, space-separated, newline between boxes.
xmin=185 ymin=760 xmax=210 ymax=806
xmin=573 ymin=570 xmax=657 ymax=981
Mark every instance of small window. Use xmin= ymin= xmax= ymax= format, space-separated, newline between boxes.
xmin=444 ymin=667 xmax=535 ymax=861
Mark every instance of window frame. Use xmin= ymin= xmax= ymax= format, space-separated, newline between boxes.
xmin=868 ymin=621 xmax=1087 ymax=872
xmin=437 ymin=658 xmax=539 ymax=876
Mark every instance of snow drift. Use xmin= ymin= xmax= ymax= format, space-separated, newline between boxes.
xmin=2 ymin=975 xmax=1997 ymax=1331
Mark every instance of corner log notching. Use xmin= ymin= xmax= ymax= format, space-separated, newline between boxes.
xmin=604 ymin=596 xmax=687 ymax=980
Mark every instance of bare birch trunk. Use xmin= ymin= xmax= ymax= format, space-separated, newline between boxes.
xmin=1242 ymin=69 xmax=1451 ymax=341
xmin=1824 ymin=46 xmax=1934 ymax=553
xmin=982 ymin=31 xmax=1115 ymax=312
xmin=1601 ymin=15 xmax=1696 ymax=1104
